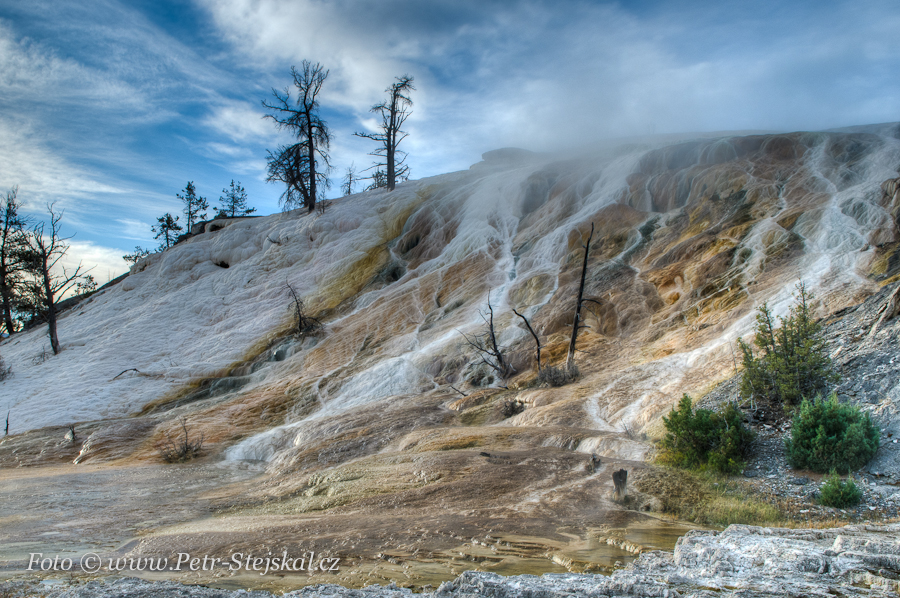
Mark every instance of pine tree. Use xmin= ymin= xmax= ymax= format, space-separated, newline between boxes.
xmin=123 ymin=246 xmax=151 ymax=265
xmin=177 ymin=182 xmax=208 ymax=232
xmin=0 ymin=187 xmax=30 ymax=334
xmin=365 ymin=169 xmax=388 ymax=191
xmin=739 ymin=282 xmax=839 ymax=411
xmin=153 ymin=213 xmax=183 ymax=250
xmin=215 ymin=180 xmax=255 ymax=218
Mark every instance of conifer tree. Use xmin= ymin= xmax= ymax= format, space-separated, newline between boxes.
xmin=0 ymin=187 xmax=29 ymax=334
xmin=177 ymin=182 xmax=208 ymax=232
xmin=355 ymin=75 xmax=415 ymax=191
xmin=123 ymin=246 xmax=150 ymax=265
xmin=739 ymin=282 xmax=839 ymax=410
xmin=153 ymin=213 xmax=183 ymax=249
xmin=215 ymin=180 xmax=255 ymax=218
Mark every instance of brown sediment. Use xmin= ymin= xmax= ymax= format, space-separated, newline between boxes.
xmin=3 ymin=130 xmax=898 ymax=591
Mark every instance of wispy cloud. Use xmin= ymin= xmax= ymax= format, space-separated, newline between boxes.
xmin=202 ymin=101 xmax=275 ymax=143
xmin=59 ymin=240 xmax=130 ymax=284
xmin=1 ymin=0 xmax=898 ymax=253
xmin=0 ymin=117 xmax=124 ymax=210
xmin=201 ymin=0 xmax=900 ymax=160
xmin=114 ymin=218 xmax=156 ymax=243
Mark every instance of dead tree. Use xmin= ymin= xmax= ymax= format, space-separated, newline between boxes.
xmin=341 ymin=163 xmax=358 ymax=196
xmin=512 ymin=308 xmax=542 ymax=373
xmin=25 ymin=204 xmax=91 ymax=355
xmin=459 ymin=293 xmax=514 ymax=382
xmin=355 ymin=75 xmax=415 ymax=191
xmin=566 ymin=222 xmax=594 ymax=369
xmin=4 ymin=410 xmax=8 ymax=436
xmin=285 ymin=282 xmax=321 ymax=336
xmin=158 ymin=418 xmax=204 ymax=463
xmin=612 ymin=468 xmax=628 ymax=501
xmin=263 ymin=61 xmax=332 ymax=213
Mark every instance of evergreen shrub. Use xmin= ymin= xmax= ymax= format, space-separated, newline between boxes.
xmin=787 ymin=393 xmax=879 ymax=474
xmin=739 ymin=283 xmax=839 ymax=411
xmin=661 ymin=395 xmax=755 ymax=475
xmin=819 ymin=471 xmax=862 ymax=508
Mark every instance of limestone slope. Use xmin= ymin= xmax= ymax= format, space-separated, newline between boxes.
xmin=2 ymin=126 xmax=900 ymax=459
xmin=3 ymin=125 xmax=900 ymax=587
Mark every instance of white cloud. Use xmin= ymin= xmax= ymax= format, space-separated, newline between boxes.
xmin=0 ymin=21 xmax=143 ymax=113
xmin=58 ymin=240 xmax=130 ymax=287
xmin=0 ymin=117 xmax=125 ymax=212
xmin=197 ymin=0 xmax=425 ymax=108
xmin=202 ymin=0 xmax=900 ymax=165
xmin=202 ymin=101 xmax=274 ymax=143
xmin=114 ymin=218 xmax=155 ymax=243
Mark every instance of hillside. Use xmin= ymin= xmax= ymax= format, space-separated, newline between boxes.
xmin=2 ymin=125 xmax=900 ymax=589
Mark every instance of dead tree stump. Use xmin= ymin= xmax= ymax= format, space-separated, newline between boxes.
xmin=612 ymin=469 xmax=628 ymax=501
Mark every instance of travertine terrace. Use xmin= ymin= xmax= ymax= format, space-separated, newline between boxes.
xmin=2 ymin=125 xmax=900 ymax=588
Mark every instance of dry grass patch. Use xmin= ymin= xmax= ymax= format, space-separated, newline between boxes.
xmin=415 ymin=434 xmax=482 ymax=452
xmin=631 ymin=465 xmax=781 ymax=527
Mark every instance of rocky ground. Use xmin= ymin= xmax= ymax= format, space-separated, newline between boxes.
xmin=738 ymin=427 xmax=900 ymax=524
xmin=2 ymin=523 xmax=899 ymax=597
xmin=694 ymin=281 xmax=900 ymax=525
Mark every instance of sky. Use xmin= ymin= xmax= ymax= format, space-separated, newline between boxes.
xmin=0 ymin=0 xmax=898 ymax=281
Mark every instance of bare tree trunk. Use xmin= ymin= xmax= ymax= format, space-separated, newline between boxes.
xmin=612 ymin=468 xmax=628 ymax=501
xmin=566 ymin=222 xmax=594 ymax=369
xmin=386 ymin=99 xmax=398 ymax=190
xmin=40 ymin=258 xmax=60 ymax=354
xmin=0 ymin=278 xmax=14 ymax=334
xmin=513 ymin=308 xmax=542 ymax=372
xmin=307 ymin=120 xmax=317 ymax=213
xmin=486 ymin=300 xmax=508 ymax=377
xmin=387 ymin=136 xmax=395 ymax=191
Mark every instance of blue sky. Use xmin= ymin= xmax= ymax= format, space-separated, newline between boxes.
xmin=0 ymin=0 xmax=898 ymax=281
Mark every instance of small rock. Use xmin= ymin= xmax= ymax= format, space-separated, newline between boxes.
xmin=790 ymin=477 xmax=810 ymax=486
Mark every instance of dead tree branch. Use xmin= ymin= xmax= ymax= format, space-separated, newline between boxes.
xmin=459 ymin=292 xmax=514 ymax=381
xmin=566 ymin=222 xmax=594 ymax=369
xmin=449 ymin=385 xmax=468 ymax=397
xmin=26 ymin=204 xmax=92 ymax=354
xmin=512 ymin=308 xmax=542 ymax=373
xmin=158 ymin=418 xmax=204 ymax=463
xmin=112 ymin=368 xmax=141 ymax=380
xmin=285 ymin=281 xmax=322 ymax=336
